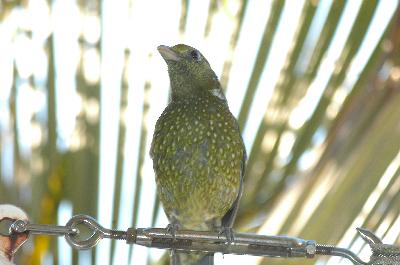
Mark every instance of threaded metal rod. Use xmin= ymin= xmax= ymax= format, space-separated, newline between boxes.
xmin=316 ymin=244 xmax=367 ymax=265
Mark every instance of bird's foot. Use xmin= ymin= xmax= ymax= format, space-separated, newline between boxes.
xmin=218 ymin=226 xmax=235 ymax=244
xmin=167 ymin=223 xmax=180 ymax=264
xmin=166 ymin=223 xmax=180 ymax=241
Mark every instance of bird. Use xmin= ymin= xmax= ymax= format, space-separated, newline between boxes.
xmin=0 ymin=204 xmax=29 ymax=265
xmin=150 ymin=44 xmax=246 ymax=265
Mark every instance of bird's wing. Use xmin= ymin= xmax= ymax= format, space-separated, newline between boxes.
xmin=221 ymin=148 xmax=246 ymax=228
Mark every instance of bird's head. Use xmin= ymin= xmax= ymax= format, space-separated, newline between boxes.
xmin=158 ymin=44 xmax=225 ymax=101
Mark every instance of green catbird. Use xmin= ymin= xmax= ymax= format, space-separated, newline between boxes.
xmin=150 ymin=44 xmax=246 ymax=265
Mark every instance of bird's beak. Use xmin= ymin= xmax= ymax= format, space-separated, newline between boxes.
xmin=157 ymin=45 xmax=181 ymax=62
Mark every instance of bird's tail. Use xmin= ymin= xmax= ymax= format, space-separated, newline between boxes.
xmin=172 ymin=252 xmax=214 ymax=265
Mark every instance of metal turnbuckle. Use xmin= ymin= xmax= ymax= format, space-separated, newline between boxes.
xmin=1 ymin=214 xmax=399 ymax=264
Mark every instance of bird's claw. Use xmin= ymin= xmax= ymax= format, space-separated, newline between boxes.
xmin=218 ymin=226 xmax=235 ymax=243
xmin=167 ymin=223 xmax=181 ymax=265
xmin=166 ymin=223 xmax=179 ymax=241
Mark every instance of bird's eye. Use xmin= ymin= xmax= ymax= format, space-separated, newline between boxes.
xmin=190 ymin=50 xmax=201 ymax=62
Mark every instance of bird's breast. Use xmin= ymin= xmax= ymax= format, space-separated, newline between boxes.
xmin=151 ymin=98 xmax=244 ymax=227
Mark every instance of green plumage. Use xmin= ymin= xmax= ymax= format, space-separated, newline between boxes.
xmin=150 ymin=44 xmax=246 ymax=265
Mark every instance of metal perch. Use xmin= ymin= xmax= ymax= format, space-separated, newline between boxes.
xmin=1 ymin=214 xmax=399 ymax=264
